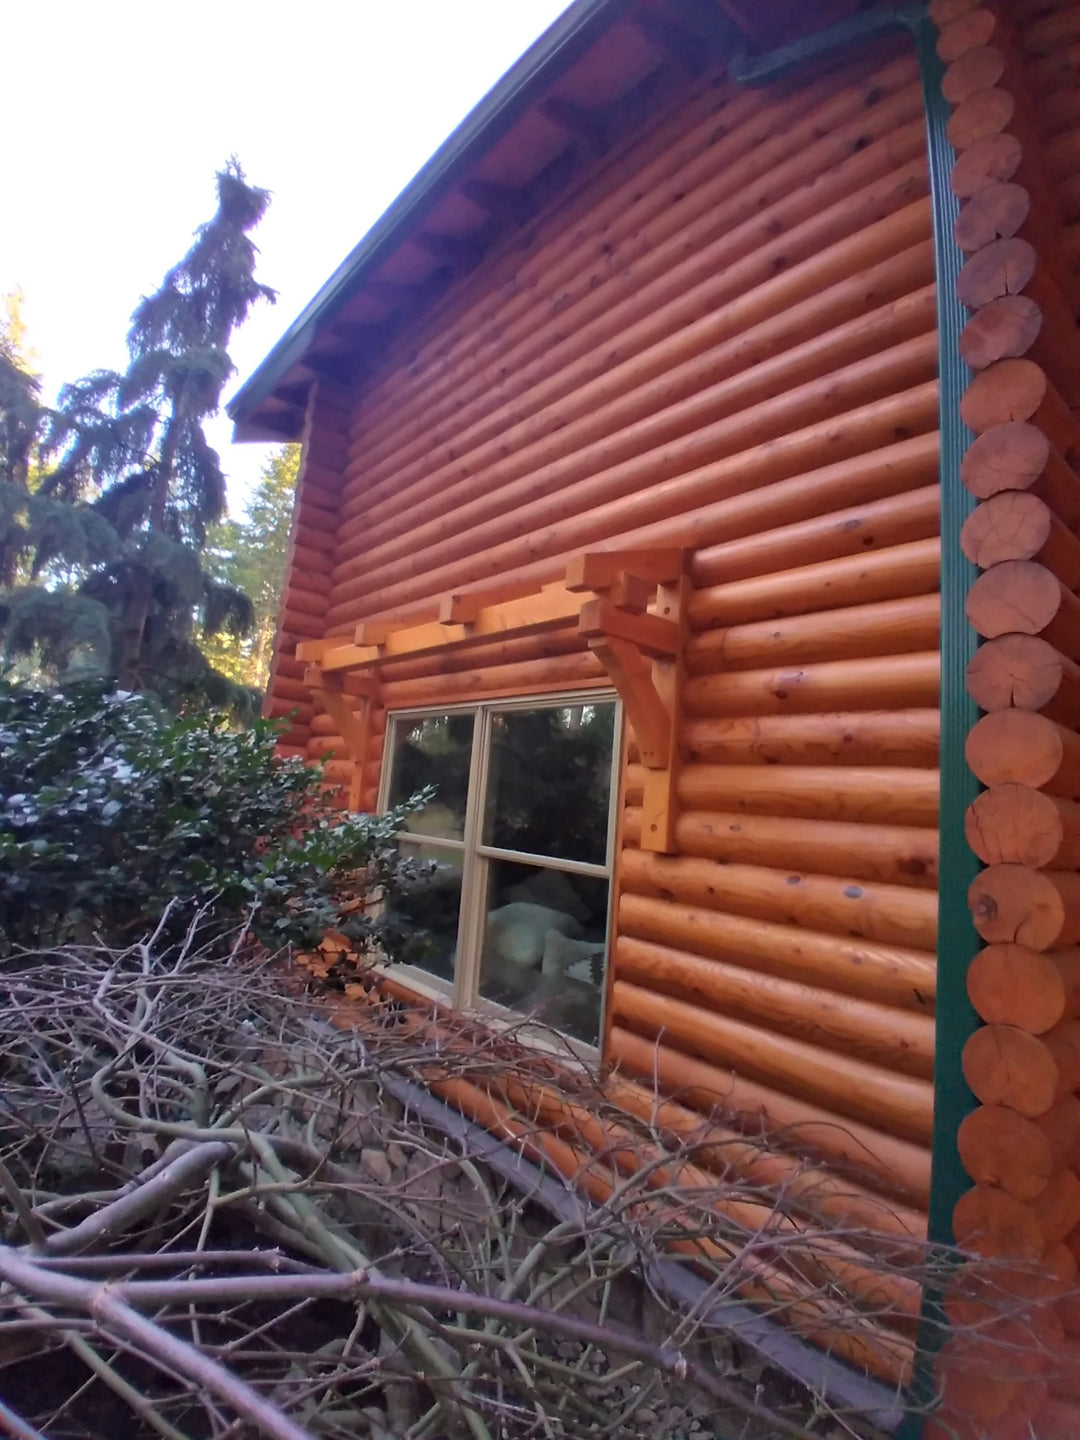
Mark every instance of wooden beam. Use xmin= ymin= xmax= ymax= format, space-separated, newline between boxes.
xmin=295 ymin=638 xmax=341 ymax=663
xmin=461 ymin=179 xmax=533 ymax=225
xmin=539 ymin=97 xmax=611 ymax=154
xmin=633 ymin=13 xmax=710 ymax=76
xmin=413 ymin=230 xmax=486 ymax=275
xmin=587 ymin=635 xmax=671 ymax=766
xmin=439 ymin=577 xmax=552 ymax=623
xmin=315 ymin=642 xmax=381 ymax=673
xmin=303 ymin=665 xmax=377 ymax=697
xmin=578 ymin=598 xmax=679 ymax=658
xmin=565 ymin=549 xmax=686 ymax=591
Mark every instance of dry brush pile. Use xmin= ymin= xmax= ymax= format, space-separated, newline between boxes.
xmin=0 ymin=925 xmax=1054 ymax=1440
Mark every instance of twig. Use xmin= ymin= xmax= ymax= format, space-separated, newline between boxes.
xmin=0 ymin=1397 xmax=49 ymax=1440
xmin=42 ymin=1141 xmax=234 ymax=1256
xmin=0 ymin=1250 xmax=818 ymax=1440
xmin=0 ymin=1248 xmax=316 ymax=1440
xmin=0 ymin=1157 xmax=46 ymax=1247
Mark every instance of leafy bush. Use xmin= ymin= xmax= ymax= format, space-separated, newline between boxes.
xmin=0 ymin=679 xmax=428 ymax=957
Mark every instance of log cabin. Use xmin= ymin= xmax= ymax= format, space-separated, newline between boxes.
xmin=228 ymin=0 xmax=1080 ymax=1432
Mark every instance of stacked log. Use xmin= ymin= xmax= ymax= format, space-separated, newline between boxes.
xmin=259 ymin=380 xmax=385 ymax=808
xmin=267 ymin=38 xmax=949 ymax=1381
xmin=929 ymin=2 xmax=1080 ymax=1432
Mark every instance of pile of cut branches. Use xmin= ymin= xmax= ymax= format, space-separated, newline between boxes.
xmin=0 ymin=928 xmax=1031 ymax=1440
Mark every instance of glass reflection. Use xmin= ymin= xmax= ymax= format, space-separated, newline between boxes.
xmin=388 ymin=712 xmax=474 ymax=840
xmin=482 ymin=703 xmax=615 ymax=865
xmin=386 ymin=839 xmax=463 ymax=983
xmin=477 ymin=858 xmax=608 ymax=1047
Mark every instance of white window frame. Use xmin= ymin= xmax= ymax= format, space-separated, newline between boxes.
xmin=376 ymin=689 xmax=622 ymax=1055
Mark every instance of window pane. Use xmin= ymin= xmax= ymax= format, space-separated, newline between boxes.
xmin=477 ymin=858 xmax=608 ymax=1047
xmin=387 ymin=712 xmax=474 ymax=840
xmin=387 ymin=839 xmax=463 ymax=984
xmin=482 ymin=702 xmax=615 ymax=864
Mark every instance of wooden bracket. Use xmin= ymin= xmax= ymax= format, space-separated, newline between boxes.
xmin=578 ymin=558 xmax=690 ymax=854
xmin=296 ymin=548 xmax=688 ymax=837
xmin=305 ymin=666 xmax=380 ymax=809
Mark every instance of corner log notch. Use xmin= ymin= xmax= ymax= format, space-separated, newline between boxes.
xmin=295 ymin=549 xmax=690 ymax=853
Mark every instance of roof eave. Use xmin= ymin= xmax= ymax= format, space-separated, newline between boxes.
xmin=227 ymin=0 xmax=628 ymax=436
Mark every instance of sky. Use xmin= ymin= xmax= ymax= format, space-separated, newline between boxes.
xmin=3 ymin=0 xmax=572 ymax=514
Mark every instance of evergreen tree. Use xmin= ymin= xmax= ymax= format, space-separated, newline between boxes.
xmin=0 ymin=162 xmax=276 ymax=712
xmin=202 ymin=445 xmax=297 ymax=688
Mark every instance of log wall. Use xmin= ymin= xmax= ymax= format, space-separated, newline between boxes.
xmin=928 ymin=2 xmax=1080 ymax=1435
xmin=264 ymin=6 xmax=1080 ymax=1403
xmin=264 ymin=37 xmax=944 ymax=1377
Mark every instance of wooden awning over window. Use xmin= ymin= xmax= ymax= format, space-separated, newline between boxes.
xmin=296 ymin=549 xmax=690 ymax=852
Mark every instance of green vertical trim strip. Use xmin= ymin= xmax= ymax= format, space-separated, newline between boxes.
xmin=899 ymin=18 xmax=983 ymax=1438
xmin=733 ymin=11 xmax=985 ymax=1431
xmin=912 ymin=17 xmax=982 ymax=1260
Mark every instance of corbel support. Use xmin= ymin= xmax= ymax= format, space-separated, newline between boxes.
xmin=304 ymin=666 xmax=379 ymax=809
xmin=577 ymin=557 xmax=689 ymax=854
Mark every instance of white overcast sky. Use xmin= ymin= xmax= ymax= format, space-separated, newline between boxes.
xmin=3 ymin=0 xmax=572 ymax=510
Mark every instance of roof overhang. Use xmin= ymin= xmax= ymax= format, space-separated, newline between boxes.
xmin=227 ymin=0 xmax=868 ymax=442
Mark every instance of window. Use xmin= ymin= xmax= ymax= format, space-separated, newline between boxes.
xmin=380 ymin=694 xmax=620 ymax=1049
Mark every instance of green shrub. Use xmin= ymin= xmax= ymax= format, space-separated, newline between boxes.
xmin=0 ymin=679 xmax=429 ymax=958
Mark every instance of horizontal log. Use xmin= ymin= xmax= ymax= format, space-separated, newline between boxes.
xmin=341 ymin=262 xmax=938 ymax=567
xmin=612 ymin=980 xmax=934 ymax=1144
xmin=967 ymin=943 xmax=1080 ymax=1033
xmin=1024 ymin=5 xmax=1080 ymax=55
xmin=959 ymin=293 xmax=1043 ymax=368
xmin=961 ymin=492 xmax=1080 ymax=586
xmin=962 ymin=1020 xmax=1080 ymax=1115
xmin=495 ymin=1074 xmax=924 ymax=1330
xmin=968 ymin=865 xmax=1080 ymax=948
xmin=958 ymin=1104 xmax=1056 ymax=1198
xmin=966 ymin=634 xmax=1080 ymax=724
xmin=618 ymin=847 xmax=938 ymax=950
xmin=679 ymin=710 xmax=940 ymax=768
xmin=1031 ymin=1168 xmax=1080 ymax=1247
xmin=328 ymin=370 xmax=943 ymax=629
xmin=333 ymin=333 xmax=940 ymax=612
xmin=934 ymin=1339 xmax=1047 ymax=1432
xmin=954 ymin=180 xmax=1031 ymax=251
xmin=627 ymin=761 xmax=940 ymax=826
xmin=1033 ymin=1397 xmax=1080 ymax=1438
xmin=605 ymin=1075 xmax=927 ymax=1241
xmin=378 ymin=651 xmax=605 ymax=710
xmin=280 ymin=587 xmax=327 ymax=620
xmin=271 ymin=675 xmax=314 ymax=705
xmin=943 ymin=42 xmax=1008 ymax=105
xmin=685 ymin=436 xmax=941 ymax=590
xmin=965 ymin=784 xmax=1080 ymax=868
xmin=951 ymin=130 xmax=1023 ymax=198
xmin=683 ymin=651 xmax=940 ymax=719
xmin=625 ymin=806 xmax=938 ymax=890
xmin=960 ymin=359 xmax=1079 ymax=454
xmin=347 ymin=60 xmax=924 ymax=468
xmin=966 ymin=560 xmax=1080 ymax=654
xmin=347 ymin=121 xmax=932 ymax=507
xmin=263 ymin=698 xmax=313 ymax=725
xmin=946 ymin=87 xmax=1016 ymax=151
xmin=952 ymin=1184 xmax=1045 ymax=1261
xmin=936 ymin=9 xmax=998 ymax=64
xmin=609 ymin=1025 xmax=932 ymax=1204
xmin=956 ymin=236 xmax=1037 ymax=309
xmin=959 ymin=424 xmax=1080 ymax=532
xmin=966 ymin=710 xmax=1080 ymax=796
xmin=685 ymin=594 xmax=941 ymax=676
xmin=689 ymin=531 xmax=940 ymax=628
xmin=333 ymin=424 xmax=942 ymax=639
xmin=618 ymin=890 xmax=936 ymax=1011
xmin=612 ymin=933 xmax=934 ymax=1076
